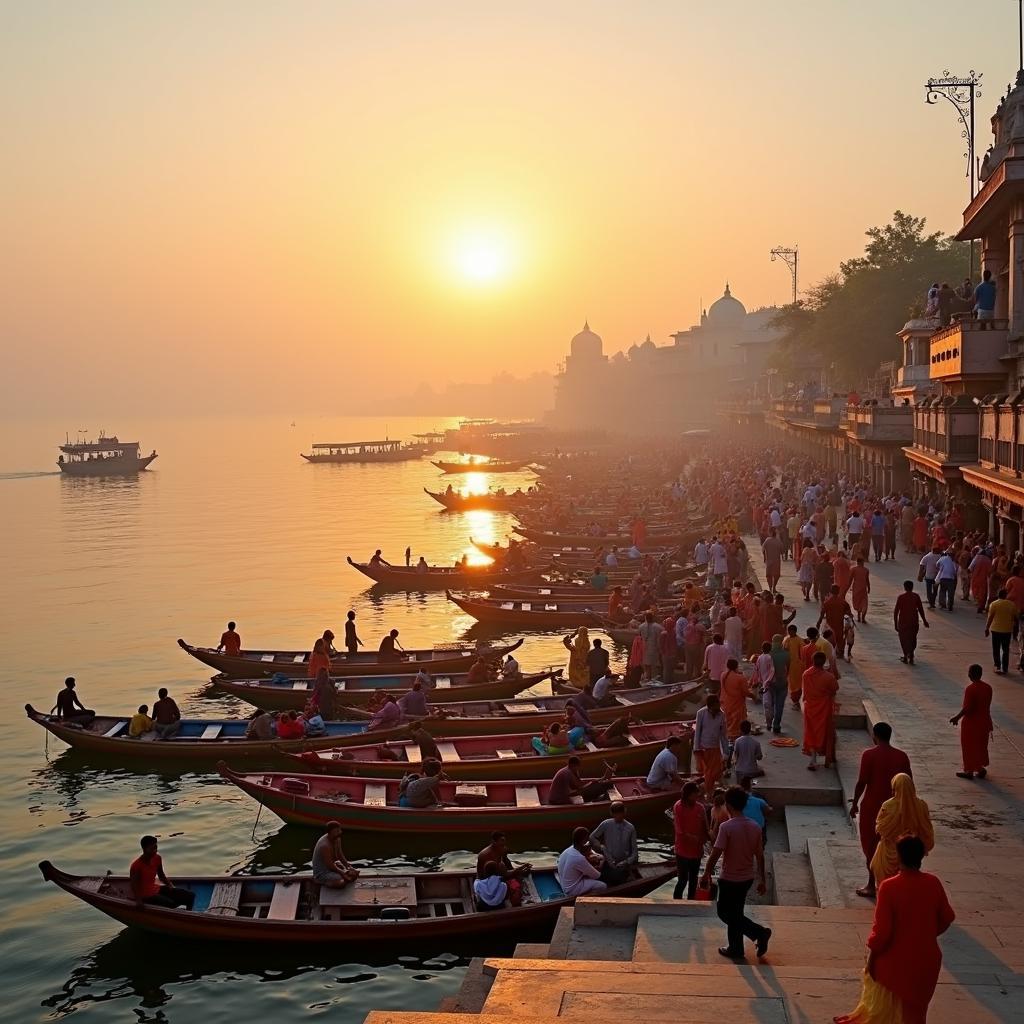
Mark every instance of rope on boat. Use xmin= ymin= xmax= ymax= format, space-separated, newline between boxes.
xmin=250 ymin=799 xmax=264 ymax=842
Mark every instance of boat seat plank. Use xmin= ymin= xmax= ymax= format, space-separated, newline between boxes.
xmin=292 ymin=655 xmax=306 ymax=664
xmin=436 ymin=742 xmax=460 ymax=762
xmin=607 ymin=785 xmax=624 ymax=802
xmin=500 ymin=603 xmax=514 ymax=610
xmin=626 ymin=734 xmax=640 ymax=746
xmin=292 ymin=680 xmax=308 ymax=690
xmin=260 ymin=654 xmax=275 ymax=663
xmin=103 ymin=721 xmax=127 ymax=738
xmin=616 ymin=696 xmax=636 ymax=706
xmin=435 ymin=677 xmax=451 ymax=689
xmin=363 ymin=783 xmax=387 ymax=807
xmin=78 ymin=877 xmax=106 ymax=893
xmin=495 ymin=749 xmax=518 ymax=759
xmin=201 ymin=724 xmax=222 ymax=740
xmin=267 ymin=880 xmax=302 ymax=921
xmin=521 ymin=603 xmax=532 ymax=611
xmin=584 ymin=742 xmax=599 ymax=752
xmin=503 ymin=702 xmax=540 ymax=713
xmin=207 ymin=880 xmax=243 ymax=916
xmin=514 ymin=785 xmax=540 ymax=808
xmin=570 ymin=794 xmax=584 ymax=805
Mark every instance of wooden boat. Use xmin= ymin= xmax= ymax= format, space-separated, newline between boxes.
xmin=218 ymin=764 xmax=682 ymax=832
xmin=446 ymin=591 xmax=675 ymax=629
xmin=301 ymin=440 xmax=425 ymax=463
xmin=211 ymin=669 xmax=558 ymax=712
xmin=487 ymin=583 xmax=613 ymax=601
xmin=177 ymin=637 xmax=524 ymax=679
xmin=57 ymin=434 xmax=157 ymax=476
xmin=345 ymin=556 xmax=542 ymax=591
xmin=432 ymin=459 xmax=533 ymax=474
xmin=24 ymin=705 xmax=417 ymax=761
xmin=38 ymin=859 xmax=676 ymax=944
xmin=514 ymin=525 xmax=701 ymax=549
xmin=425 ymin=489 xmax=534 ymax=512
xmin=447 ymin=591 xmax=605 ymax=628
xmin=282 ymin=720 xmax=693 ymax=781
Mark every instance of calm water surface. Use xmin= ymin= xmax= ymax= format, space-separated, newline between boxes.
xmin=1 ymin=414 xmax=669 ymax=1023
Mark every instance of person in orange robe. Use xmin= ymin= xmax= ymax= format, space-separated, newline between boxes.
xmin=950 ymin=663 xmax=993 ymax=779
xmin=849 ymin=557 xmax=871 ymax=623
xmin=631 ymin=517 xmax=647 ymax=549
xmin=833 ymin=550 xmax=852 ymax=599
xmin=719 ymin=658 xmax=748 ymax=746
xmin=817 ymin=586 xmax=852 ymax=659
xmin=783 ymin=626 xmax=804 ymax=705
xmin=834 ymin=836 xmax=955 ymax=1024
xmin=801 ymin=651 xmax=837 ymax=770
xmin=307 ymin=637 xmax=331 ymax=678
xmin=911 ymin=514 xmax=929 ymax=553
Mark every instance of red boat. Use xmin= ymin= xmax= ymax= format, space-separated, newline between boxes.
xmin=283 ymin=719 xmax=693 ymax=780
xmin=446 ymin=591 xmax=675 ymax=629
xmin=39 ymin=860 xmax=676 ymax=944
xmin=219 ymin=763 xmax=680 ymax=832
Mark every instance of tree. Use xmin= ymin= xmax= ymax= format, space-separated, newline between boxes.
xmin=768 ymin=211 xmax=970 ymax=384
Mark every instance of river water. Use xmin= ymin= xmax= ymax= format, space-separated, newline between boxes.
xmin=1 ymin=414 xmax=673 ymax=1023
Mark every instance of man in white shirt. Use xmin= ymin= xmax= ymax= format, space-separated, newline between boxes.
xmin=645 ymin=735 xmax=684 ymax=790
xmin=919 ymin=547 xmax=942 ymax=610
xmin=693 ymin=539 xmax=709 ymax=569
xmin=592 ymin=672 xmax=617 ymax=704
xmin=935 ymin=550 xmax=958 ymax=612
xmin=556 ymin=827 xmax=607 ymax=897
xmin=846 ymin=512 xmax=865 ymax=550
xmin=702 ymin=634 xmax=730 ymax=683
xmin=709 ymin=538 xmax=729 ymax=582
xmin=693 ymin=694 xmax=730 ymax=799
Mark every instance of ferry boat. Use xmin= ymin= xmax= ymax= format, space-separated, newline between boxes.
xmin=57 ymin=434 xmax=157 ymax=476
xmin=300 ymin=439 xmax=426 ymax=464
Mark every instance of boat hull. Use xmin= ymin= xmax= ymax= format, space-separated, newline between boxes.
xmin=220 ymin=765 xmax=680 ymax=833
xmin=346 ymin=557 xmax=543 ymax=591
xmin=178 ymin=637 xmax=525 ymax=679
xmin=39 ymin=861 xmax=676 ymax=944
xmin=58 ymin=454 xmax=157 ymax=476
xmin=447 ymin=591 xmax=606 ymax=628
xmin=211 ymin=669 xmax=555 ymax=711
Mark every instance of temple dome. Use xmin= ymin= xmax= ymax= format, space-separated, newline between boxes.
xmin=706 ymin=283 xmax=747 ymax=325
xmin=570 ymin=320 xmax=603 ymax=358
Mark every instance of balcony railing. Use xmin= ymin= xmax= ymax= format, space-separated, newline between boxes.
xmin=845 ymin=404 xmax=912 ymax=442
xmin=929 ymin=317 xmax=1010 ymax=381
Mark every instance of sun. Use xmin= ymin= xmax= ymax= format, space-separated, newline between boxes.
xmin=449 ymin=228 xmax=514 ymax=286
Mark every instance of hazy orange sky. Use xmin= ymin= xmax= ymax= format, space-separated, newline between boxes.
xmin=1 ymin=2 xmax=1015 ymax=416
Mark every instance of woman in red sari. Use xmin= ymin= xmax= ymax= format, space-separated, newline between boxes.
xmin=950 ymin=662 xmax=993 ymax=779
xmin=835 ymin=835 xmax=955 ymax=1024
xmin=911 ymin=514 xmax=929 ymax=553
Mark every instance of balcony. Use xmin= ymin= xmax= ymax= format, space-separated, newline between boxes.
xmin=910 ymin=395 xmax=979 ymax=470
xmin=929 ymin=317 xmax=1010 ymax=383
xmin=895 ymin=363 xmax=931 ymax=389
xmin=811 ymin=397 xmax=846 ymax=429
xmin=844 ymin=403 xmax=913 ymax=443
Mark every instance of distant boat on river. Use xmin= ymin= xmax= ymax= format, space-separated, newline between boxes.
xmin=57 ymin=433 xmax=157 ymax=476
xmin=301 ymin=439 xmax=426 ymax=463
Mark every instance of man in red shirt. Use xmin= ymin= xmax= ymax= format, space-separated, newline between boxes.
xmin=893 ymin=581 xmax=929 ymax=665
xmin=700 ymin=786 xmax=771 ymax=959
xmin=217 ymin=621 xmax=241 ymax=656
xmin=130 ymin=836 xmax=195 ymax=910
xmin=848 ymin=722 xmax=912 ymax=898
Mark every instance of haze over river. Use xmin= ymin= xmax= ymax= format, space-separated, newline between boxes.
xmin=1 ymin=414 xmax=670 ymax=1023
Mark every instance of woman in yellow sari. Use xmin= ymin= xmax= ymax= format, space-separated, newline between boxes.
xmin=562 ymin=626 xmax=590 ymax=688
xmin=869 ymin=773 xmax=934 ymax=889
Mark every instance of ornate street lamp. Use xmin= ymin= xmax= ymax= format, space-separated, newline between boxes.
xmin=770 ymin=246 xmax=798 ymax=305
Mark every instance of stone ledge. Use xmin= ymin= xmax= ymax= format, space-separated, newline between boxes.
xmin=807 ymin=836 xmax=846 ymax=908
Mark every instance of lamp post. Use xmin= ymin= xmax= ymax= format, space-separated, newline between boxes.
xmin=770 ymin=246 xmax=798 ymax=305
xmin=925 ymin=70 xmax=983 ymax=278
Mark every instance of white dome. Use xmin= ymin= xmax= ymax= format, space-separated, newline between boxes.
xmin=707 ymin=283 xmax=747 ymax=325
xmin=570 ymin=320 xmax=603 ymax=358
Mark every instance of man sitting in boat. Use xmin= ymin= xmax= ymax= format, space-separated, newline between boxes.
xmin=547 ymin=756 xmax=615 ymax=805
xmin=397 ymin=680 xmax=428 ymax=718
xmin=592 ymin=670 xmax=619 ymax=705
xmin=476 ymin=831 xmax=531 ymax=907
xmin=607 ymin=586 xmax=628 ymax=622
xmin=366 ymin=695 xmax=401 ymax=732
xmin=466 ymin=656 xmax=493 ymax=685
xmin=473 ymin=862 xmax=509 ymax=911
xmin=500 ymin=653 xmax=521 ymax=679
xmin=399 ymin=759 xmax=447 ymax=807
xmin=245 ymin=710 xmax=274 ymax=740
xmin=414 ymin=667 xmax=436 ymax=691
xmin=590 ymin=801 xmax=639 ymax=885
xmin=276 ymin=710 xmax=307 ymax=739
xmin=216 ymin=621 xmax=241 ymax=656
xmin=311 ymin=821 xmax=360 ymax=890
xmin=51 ymin=677 xmax=94 ymax=726
xmin=594 ymin=714 xmax=632 ymax=748
xmin=415 ymin=556 xmax=429 ymax=574
xmin=309 ymin=668 xmax=338 ymax=720
xmin=369 ymin=549 xmax=391 ymax=568
xmin=642 ymin=735 xmax=685 ymax=791
xmin=406 ymin=724 xmax=441 ymax=763
xmin=590 ymin=565 xmax=609 ymax=592
xmin=129 ymin=704 xmax=155 ymax=738
xmin=378 ymin=629 xmax=402 ymax=660
xmin=556 ymin=827 xmax=608 ymax=896
xmin=152 ymin=688 xmax=181 ymax=740
xmin=130 ymin=836 xmax=195 ymax=910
